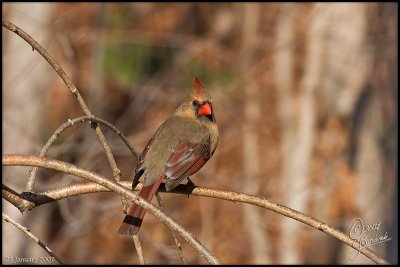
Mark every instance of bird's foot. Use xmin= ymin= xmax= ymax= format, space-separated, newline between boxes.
xmin=185 ymin=178 xmax=196 ymax=198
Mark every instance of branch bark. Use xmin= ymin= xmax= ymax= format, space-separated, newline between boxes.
xmin=157 ymin=193 xmax=187 ymax=264
xmin=2 ymin=154 xmax=389 ymax=264
xmin=3 ymin=213 xmax=64 ymax=264
xmin=26 ymin=115 xmax=138 ymax=212
xmin=2 ymin=154 xmax=220 ymax=265
xmin=1 ymin=19 xmax=122 ymax=196
xmin=27 ymin=115 xmax=138 ymax=185
xmin=132 ymin=235 xmax=146 ymax=265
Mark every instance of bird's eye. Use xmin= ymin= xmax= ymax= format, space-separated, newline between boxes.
xmin=192 ymin=100 xmax=198 ymax=106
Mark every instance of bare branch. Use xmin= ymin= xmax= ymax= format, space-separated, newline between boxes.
xmin=1 ymin=19 xmax=122 ymax=196
xmin=2 ymin=154 xmax=221 ymax=265
xmin=156 ymin=193 xmax=187 ymax=264
xmin=133 ymin=235 xmax=146 ymax=264
xmin=2 ymin=154 xmax=390 ymax=265
xmin=2 ymin=184 xmax=33 ymax=211
xmin=28 ymin=116 xmax=137 ymax=180
xmin=2 ymin=213 xmax=64 ymax=264
xmin=26 ymin=115 xmax=138 ymax=211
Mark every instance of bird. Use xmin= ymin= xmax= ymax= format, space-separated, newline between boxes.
xmin=118 ymin=77 xmax=219 ymax=236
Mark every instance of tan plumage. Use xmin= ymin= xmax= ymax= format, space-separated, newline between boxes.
xmin=118 ymin=77 xmax=219 ymax=236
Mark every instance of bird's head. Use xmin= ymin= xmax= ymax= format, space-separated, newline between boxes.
xmin=175 ymin=77 xmax=216 ymax=123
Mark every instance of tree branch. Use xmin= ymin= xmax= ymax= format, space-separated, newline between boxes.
xmin=3 ymin=213 xmax=64 ymax=264
xmin=2 ymin=154 xmax=220 ymax=265
xmin=27 ymin=116 xmax=138 ymax=186
xmin=157 ymin=193 xmax=187 ymax=264
xmin=2 ymin=19 xmax=123 ymax=195
xmin=2 ymin=154 xmax=390 ymax=265
xmin=26 ymin=115 xmax=138 ymax=212
xmin=132 ymin=235 xmax=146 ymax=264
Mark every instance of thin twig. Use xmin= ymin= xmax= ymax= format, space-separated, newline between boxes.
xmin=2 ymin=155 xmax=390 ymax=265
xmin=2 ymin=213 xmax=64 ymax=264
xmin=156 ymin=193 xmax=187 ymax=264
xmin=2 ymin=154 xmax=221 ymax=265
xmin=133 ymin=235 xmax=146 ymax=264
xmin=26 ymin=115 xmax=138 ymax=212
xmin=28 ymin=116 xmax=137 ymax=182
xmin=1 ymin=19 xmax=122 ymax=195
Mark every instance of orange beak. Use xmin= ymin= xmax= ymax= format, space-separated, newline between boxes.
xmin=198 ymin=102 xmax=212 ymax=116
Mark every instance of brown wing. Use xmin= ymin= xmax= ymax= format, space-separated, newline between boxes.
xmin=164 ymin=141 xmax=211 ymax=191
xmin=131 ymin=137 xmax=155 ymax=190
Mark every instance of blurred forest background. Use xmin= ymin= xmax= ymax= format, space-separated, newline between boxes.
xmin=2 ymin=2 xmax=398 ymax=264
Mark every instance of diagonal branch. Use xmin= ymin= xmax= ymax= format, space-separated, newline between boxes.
xmin=1 ymin=19 xmax=122 ymax=196
xmin=3 ymin=213 xmax=64 ymax=264
xmin=27 ymin=115 xmax=138 ymax=209
xmin=2 ymin=154 xmax=220 ymax=265
xmin=132 ymin=235 xmax=146 ymax=265
xmin=156 ymin=193 xmax=187 ymax=264
xmin=2 ymin=154 xmax=390 ymax=265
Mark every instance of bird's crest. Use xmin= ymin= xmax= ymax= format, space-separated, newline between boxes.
xmin=193 ymin=76 xmax=206 ymax=95
xmin=190 ymin=76 xmax=211 ymax=101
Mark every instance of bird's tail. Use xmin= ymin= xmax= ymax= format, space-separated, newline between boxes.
xmin=118 ymin=176 xmax=164 ymax=236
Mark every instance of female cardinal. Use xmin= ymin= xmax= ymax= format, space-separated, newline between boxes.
xmin=118 ymin=77 xmax=219 ymax=236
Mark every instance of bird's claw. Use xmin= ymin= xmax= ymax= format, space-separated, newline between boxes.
xmin=185 ymin=178 xmax=196 ymax=198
